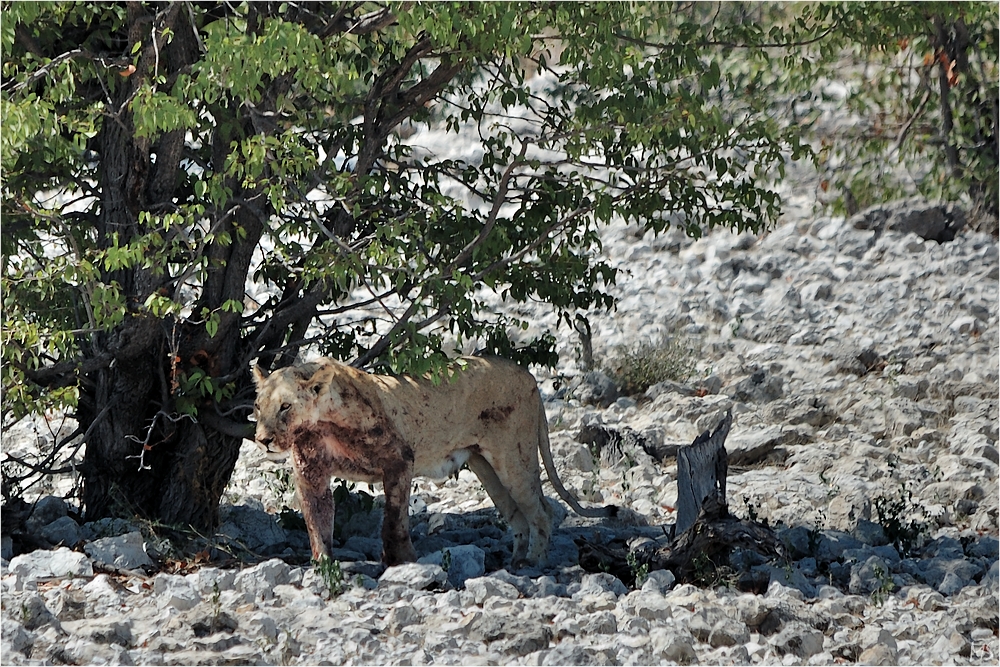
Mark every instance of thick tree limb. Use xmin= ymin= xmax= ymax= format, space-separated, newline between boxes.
xmin=197 ymin=409 xmax=255 ymax=440
xmin=6 ymin=49 xmax=84 ymax=93
xmin=449 ymin=140 xmax=530 ymax=271
xmin=18 ymin=353 xmax=114 ymax=388
xmin=353 ymin=299 xmax=422 ymax=367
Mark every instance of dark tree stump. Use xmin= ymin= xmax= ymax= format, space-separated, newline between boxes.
xmin=575 ymin=412 xmax=781 ymax=587
xmin=675 ymin=412 xmax=731 ymax=536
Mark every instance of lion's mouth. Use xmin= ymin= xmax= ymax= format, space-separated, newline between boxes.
xmin=255 ymin=439 xmax=290 ymax=460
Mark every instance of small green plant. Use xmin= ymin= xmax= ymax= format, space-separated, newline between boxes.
xmin=686 ymin=552 xmax=739 ymax=590
xmin=742 ymin=495 xmax=770 ymax=528
xmin=807 ymin=526 xmax=823 ymax=557
xmin=783 ymin=561 xmax=794 ymax=581
xmin=882 ymin=355 xmax=903 ymax=390
xmin=869 ymin=562 xmax=895 ymax=606
xmin=690 ymin=552 xmax=720 ymax=588
xmin=441 ymin=549 xmax=452 ymax=573
xmin=730 ymin=316 xmax=743 ymax=339
xmin=627 ymin=550 xmax=649 ymax=588
xmin=210 ymin=580 xmax=223 ymax=629
xmin=314 ymin=555 xmax=345 ymax=598
xmin=602 ymin=336 xmax=699 ymax=396
xmin=872 ymin=482 xmax=929 ymax=557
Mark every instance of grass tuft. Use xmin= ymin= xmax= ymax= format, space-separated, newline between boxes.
xmin=602 ymin=337 xmax=700 ymax=396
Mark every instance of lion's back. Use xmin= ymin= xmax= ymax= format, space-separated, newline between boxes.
xmin=358 ymin=357 xmax=543 ymax=461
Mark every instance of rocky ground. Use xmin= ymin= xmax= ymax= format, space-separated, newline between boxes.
xmin=2 ymin=191 xmax=997 ymax=665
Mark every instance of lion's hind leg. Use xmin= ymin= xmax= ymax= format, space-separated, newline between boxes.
xmin=470 ymin=451 xmax=553 ymax=567
xmin=466 ymin=452 xmax=532 ymax=565
xmin=502 ymin=471 xmax=553 ymax=567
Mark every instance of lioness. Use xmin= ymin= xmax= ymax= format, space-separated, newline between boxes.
xmin=252 ymin=356 xmax=613 ymax=567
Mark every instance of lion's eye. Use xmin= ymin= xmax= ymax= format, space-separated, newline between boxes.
xmin=280 ymin=403 xmax=291 ymax=413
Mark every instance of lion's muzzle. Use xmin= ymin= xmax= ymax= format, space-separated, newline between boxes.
xmin=255 ymin=431 xmax=290 ymax=460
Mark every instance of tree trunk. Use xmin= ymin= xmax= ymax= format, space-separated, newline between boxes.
xmin=78 ymin=4 xmax=249 ymax=533
xmin=80 ymin=348 xmax=245 ymax=531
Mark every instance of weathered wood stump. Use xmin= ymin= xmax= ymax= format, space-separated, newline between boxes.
xmin=675 ymin=412 xmax=731 ymax=536
xmin=576 ymin=412 xmax=781 ymax=588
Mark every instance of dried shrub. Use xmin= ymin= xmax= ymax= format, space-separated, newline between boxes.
xmin=603 ymin=337 xmax=699 ymax=396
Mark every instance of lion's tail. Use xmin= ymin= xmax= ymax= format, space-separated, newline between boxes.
xmin=537 ymin=395 xmax=618 ymax=519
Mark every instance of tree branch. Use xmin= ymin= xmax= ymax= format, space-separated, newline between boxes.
xmin=6 ymin=49 xmax=85 ymax=93
xmin=447 ymin=139 xmax=530 ymax=271
xmin=891 ymin=87 xmax=932 ymax=157
xmin=197 ymin=407 xmax=255 ymax=440
xmin=18 ymin=353 xmax=115 ymax=388
xmin=611 ymin=21 xmax=839 ymax=52
xmin=353 ymin=299 xmax=421 ymax=367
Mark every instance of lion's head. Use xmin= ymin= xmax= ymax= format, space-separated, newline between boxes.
xmin=251 ymin=361 xmax=331 ymax=454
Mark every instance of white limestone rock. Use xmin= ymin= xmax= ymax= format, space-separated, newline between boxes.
xmin=85 ymin=532 xmax=153 ymax=570
xmin=8 ymin=547 xmax=93 ymax=589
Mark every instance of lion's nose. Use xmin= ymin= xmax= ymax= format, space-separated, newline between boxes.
xmin=257 ymin=434 xmax=273 ymax=447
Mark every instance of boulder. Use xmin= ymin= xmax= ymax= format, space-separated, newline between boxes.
xmin=20 ymin=594 xmax=59 ymax=631
xmin=573 ymin=572 xmax=628 ymax=598
xmin=41 ymin=516 xmax=82 ymax=547
xmin=25 ymin=496 xmax=68 ymax=533
xmin=849 ymin=555 xmax=892 ymax=596
xmin=770 ymin=622 xmax=825 ymax=658
xmin=726 ymin=369 xmax=783 ymax=403
xmin=379 ymin=563 xmax=447 ymax=591
xmin=217 ymin=503 xmax=288 ymax=553
xmin=465 ymin=576 xmax=520 ymax=604
xmin=235 ymin=558 xmax=295 ymax=600
xmin=153 ymin=574 xmax=201 ymax=611
xmin=538 ymin=644 xmax=599 ymax=666
xmin=85 ymin=532 xmax=154 ymax=570
xmin=8 ymin=547 xmax=93 ymax=589
xmin=649 ymin=629 xmax=697 ymax=663
xmin=575 ymin=371 xmax=620 ymax=407
xmin=1 ymin=618 xmax=34 ymax=655
xmin=62 ymin=618 xmax=133 ymax=647
xmin=849 ymin=198 xmax=966 ymax=243
xmin=418 ymin=545 xmax=485 ymax=588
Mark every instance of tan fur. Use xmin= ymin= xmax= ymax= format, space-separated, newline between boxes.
xmin=252 ymin=356 xmax=611 ymax=567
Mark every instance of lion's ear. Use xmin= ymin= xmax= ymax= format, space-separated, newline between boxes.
xmin=293 ymin=361 xmax=330 ymax=396
xmin=252 ymin=364 xmax=269 ymax=386
xmin=292 ymin=362 xmax=323 ymax=383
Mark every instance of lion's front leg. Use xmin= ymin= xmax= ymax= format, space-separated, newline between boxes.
xmin=294 ymin=466 xmax=336 ymax=561
xmin=380 ymin=459 xmax=417 ymax=565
